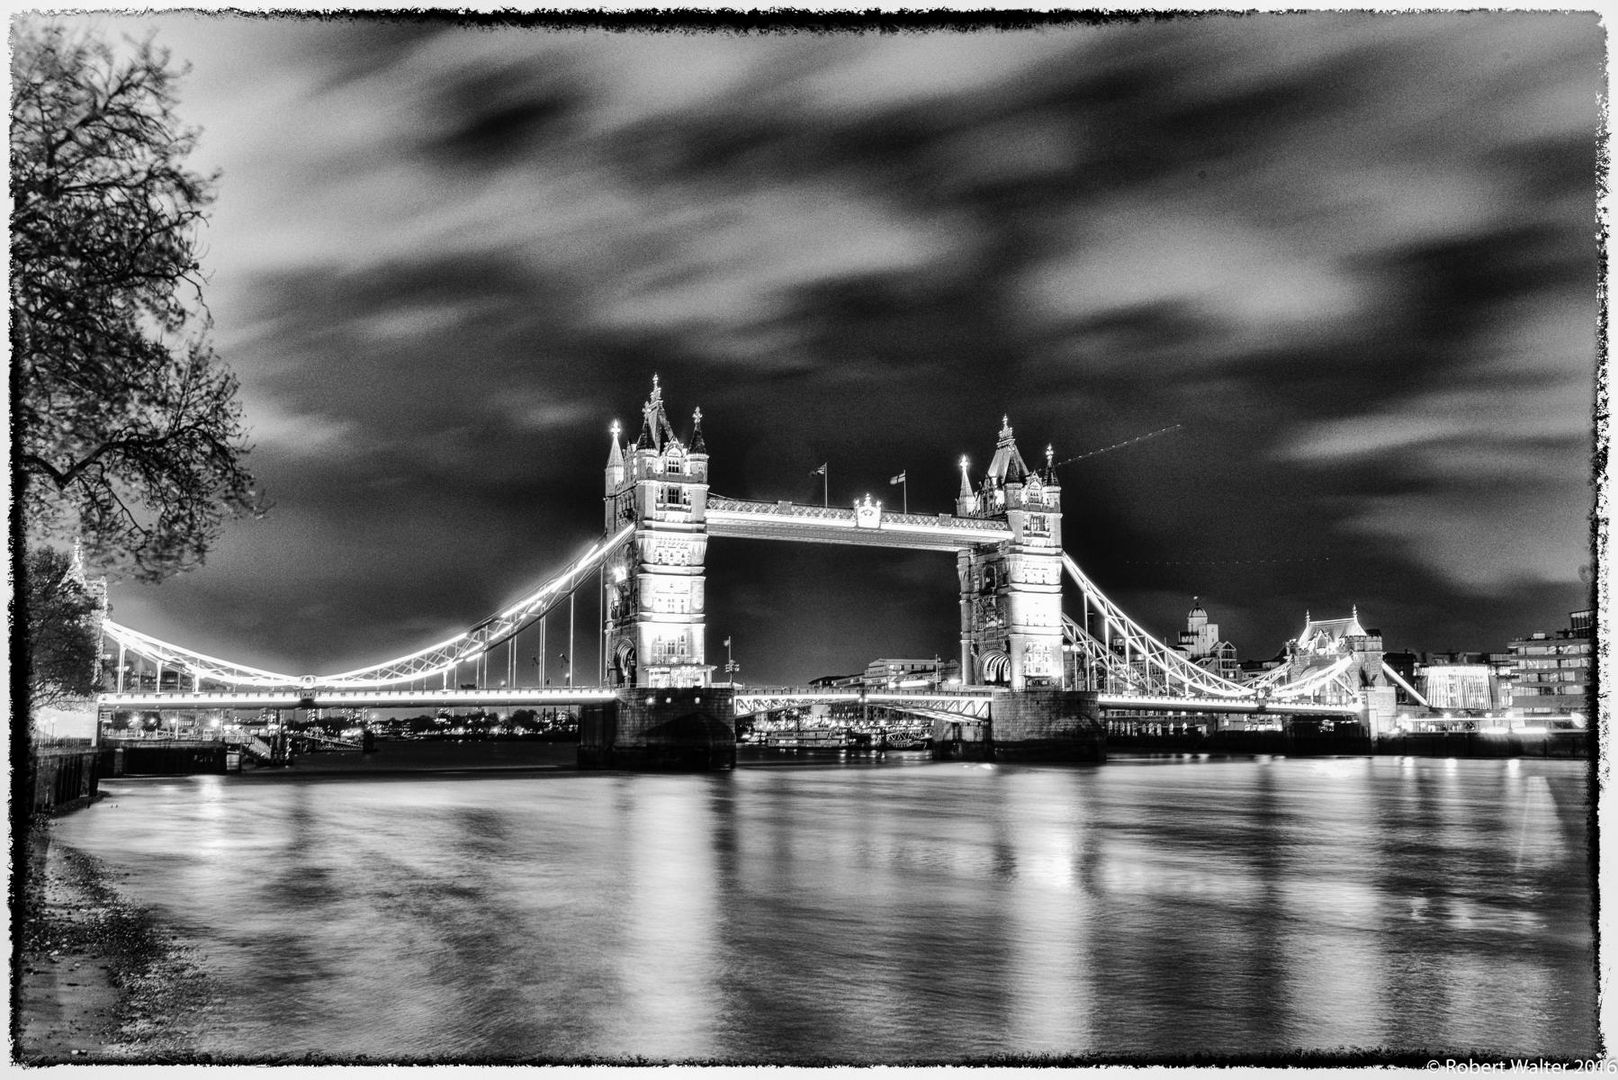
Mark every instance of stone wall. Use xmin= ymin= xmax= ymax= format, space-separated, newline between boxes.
xmin=27 ymin=747 xmax=101 ymax=814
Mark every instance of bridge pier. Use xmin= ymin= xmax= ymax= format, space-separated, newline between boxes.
xmin=935 ymin=689 xmax=1105 ymax=763
xmin=1363 ymin=685 xmax=1398 ymax=745
xmin=578 ymin=687 xmax=736 ymax=771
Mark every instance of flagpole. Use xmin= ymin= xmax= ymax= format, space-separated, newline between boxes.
xmin=823 ymin=466 xmax=828 ymax=507
xmin=903 ymin=473 xmax=908 ymax=514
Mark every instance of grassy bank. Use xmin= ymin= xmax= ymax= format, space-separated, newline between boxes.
xmin=13 ymin=817 xmax=214 ymax=1064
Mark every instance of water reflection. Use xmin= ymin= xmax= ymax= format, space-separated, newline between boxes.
xmin=51 ymin=755 xmax=1594 ymax=1062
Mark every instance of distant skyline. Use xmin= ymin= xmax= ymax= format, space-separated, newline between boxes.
xmin=35 ymin=10 xmax=1603 ymax=684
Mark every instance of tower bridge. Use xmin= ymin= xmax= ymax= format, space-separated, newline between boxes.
xmin=94 ymin=376 xmax=1392 ymax=769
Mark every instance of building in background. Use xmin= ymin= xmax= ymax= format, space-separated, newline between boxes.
xmin=809 ymin=658 xmax=962 ymax=691
xmin=1174 ymin=597 xmax=1242 ymax=681
xmin=1240 ymin=652 xmax=1287 ymax=679
xmin=1420 ymin=663 xmax=1496 ymax=713
xmin=808 ymin=671 xmax=863 ymax=691
xmin=861 ymin=658 xmax=961 ymax=688
xmin=1502 ymin=609 xmax=1593 ymax=716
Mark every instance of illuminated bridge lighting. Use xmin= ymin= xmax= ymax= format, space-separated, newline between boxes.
xmin=95 ymin=423 xmax=1373 ymax=717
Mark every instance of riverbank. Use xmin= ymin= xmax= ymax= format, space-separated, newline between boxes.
xmin=14 ymin=816 xmax=212 ymax=1064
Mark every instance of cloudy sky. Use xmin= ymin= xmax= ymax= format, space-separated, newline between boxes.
xmin=42 ymin=10 xmax=1603 ymax=684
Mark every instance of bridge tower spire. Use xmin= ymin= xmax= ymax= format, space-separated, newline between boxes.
xmin=604 ymin=419 xmax=625 ymax=491
xmin=956 ymin=417 xmax=1063 ymax=692
xmin=602 ymin=377 xmax=712 ymax=689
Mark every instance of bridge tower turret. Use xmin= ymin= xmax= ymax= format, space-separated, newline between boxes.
xmin=601 ymin=376 xmax=712 ymax=689
xmin=604 ymin=418 xmax=625 ymax=499
xmin=957 ymin=419 xmax=1064 ymax=691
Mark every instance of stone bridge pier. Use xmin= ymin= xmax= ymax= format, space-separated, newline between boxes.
xmin=578 ymin=687 xmax=737 ymax=771
xmin=933 ymin=689 xmax=1106 ymax=763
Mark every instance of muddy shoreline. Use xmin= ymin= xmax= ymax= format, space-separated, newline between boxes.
xmin=12 ymin=812 xmax=214 ymax=1064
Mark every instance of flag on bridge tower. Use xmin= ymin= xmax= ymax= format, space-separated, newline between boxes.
xmin=724 ymin=637 xmax=732 ymax=648
xmin=811 ymin=463 xmax=828 ymax=506
xmin=889 ymin=471 xmax=906 ymax=485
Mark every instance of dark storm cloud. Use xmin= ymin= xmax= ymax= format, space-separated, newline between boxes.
xmin=91 ymin=12 xmax=1600 ymax=678
xmin=420 ymin=55 xmax=592 ymax=168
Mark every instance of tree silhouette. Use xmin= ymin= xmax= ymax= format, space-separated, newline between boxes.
xmin=10 ymin=22 xmax=260 ymax=581
xmin=22 ymin=546 xmax=102 ymax=710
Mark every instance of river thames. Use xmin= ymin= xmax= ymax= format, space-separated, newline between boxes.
xmin=50 ymin=749 xmax=1595 ymax=1063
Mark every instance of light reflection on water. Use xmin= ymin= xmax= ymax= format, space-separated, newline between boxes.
xmin=54 ymin=753 xmax=1594 ymax=1062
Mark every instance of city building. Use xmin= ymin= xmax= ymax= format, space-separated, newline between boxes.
xmin=1420 ymin=664 xmax=1496 ymax=713
xmin=1413 ymin=650 xmax=1502 ymax=713
xmin=810 ymin=659 xmax=963 ymax=690
xmin=1502 ymin=609 xmax=1592 ymax=716
xmin=861 ymin=657 xmax=960 ymax=688
xmin=808 ymin=672 xmax=863 ymax=690
xmin=1240 ymin=652 xmax=1287 ymax=678
xmin=1173 ymin=597 xmax=1242 ymax=681
xmin=1423 ymin=649 xmax=1489 ymax=665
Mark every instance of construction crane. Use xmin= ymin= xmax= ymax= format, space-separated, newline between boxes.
xmin=1053 ymin=423 xmax=1182 ymax=468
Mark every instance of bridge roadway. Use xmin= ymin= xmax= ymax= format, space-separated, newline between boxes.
xmin=98 ymin=687 xmax=620 ymax=711
xmin=99 ymin=685 xmax=1364 ymax=718
xmin=737 ymin=688 xmax=1361 ymax=718
xmin=1095 ymin=693 xmax=1361 ymax=717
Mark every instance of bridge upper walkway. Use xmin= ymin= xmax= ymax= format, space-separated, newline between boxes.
xmin=705 ymin=496 xmax=1011 ymax=551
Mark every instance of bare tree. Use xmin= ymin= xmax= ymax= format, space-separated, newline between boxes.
xmin=10 ymin=22 xmax=261 ymax=582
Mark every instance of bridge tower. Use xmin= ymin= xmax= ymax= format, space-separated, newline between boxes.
xmin=955 ymin=418 xmax=1065 ymax=692
xmin=1283 ymin=607 xmax=1397 ymax=739
xmin=602 ymin=376 xmax=712 ymax=689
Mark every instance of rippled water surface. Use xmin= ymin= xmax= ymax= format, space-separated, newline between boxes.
xmin=55 ymin=750 xmax=1595 ymax=1062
